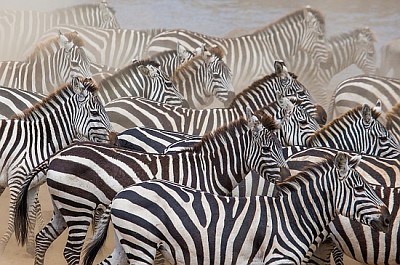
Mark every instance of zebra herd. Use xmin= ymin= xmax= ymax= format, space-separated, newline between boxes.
xmin=0 ymin=1 xmax=399 ymax=265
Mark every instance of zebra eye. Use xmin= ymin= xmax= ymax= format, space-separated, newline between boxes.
xmin=90 ymin=110 xmax=100 ymax=116
xmin=354 ymin=185 xmax=364 ymax=192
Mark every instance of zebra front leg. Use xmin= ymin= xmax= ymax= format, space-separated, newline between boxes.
xmin=63 ymin=219 xmax=92 ymax=265
xmin=35 ymin=206 xmax=67 ymax=265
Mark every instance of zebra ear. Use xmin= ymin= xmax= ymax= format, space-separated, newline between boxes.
xmin=361 ymin=103 xmax=372 ymax=124
xmin=348 ymin=154 xmax=362 ymax=169
xmin=71 ymin=76 xmax=86 ymax=95
xmin=138 ymin=65 xmax=159 ymax=78
xmin=373 ymin=99 xmax=382 ymax=114
xmin=99 ymin=0 xmax=112 ymax=22
xmin=334 ymin=151 xmax=350 ymax=180
xmin=274 ymin=60 xmax=289 ymax=79
xmin=246 ymin=107 xmax=262 ymax=133
xmin=59 ymin=31 xmax=74 ymax=52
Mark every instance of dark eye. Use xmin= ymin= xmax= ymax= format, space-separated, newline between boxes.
xmin=90 ymin=110 xmax=99 ymax=116
xmin=354 ymin=185 xmax=364 ymax=192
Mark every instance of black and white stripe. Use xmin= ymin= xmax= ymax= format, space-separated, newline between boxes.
xmin=105 ymin=61 xmax=327 ymax=133
xmin=145 ymin=7 xmax=330 ymax=91
xmin=330 ymin=74 xmax=400 ymax=119
xmin=85 ymin=152 xmax=390 ymax=264
xmin=0 ymin=31 xmax=92 ymax=94
xmin=285 ymin=147 xmax=400 ymax=265
xmin=0 ymin=1 xmax=119 ymax=61
xmin=386 ymin=102 xmax=400 ymax=142
xmin=96 ymin=59 xmax=187 ymax=106
xmin=288 ymin=27 xmax=377 ymax=110
xmin=14 ymin=112 xmax=288 ymax=265
xmin=0 ymin=77 xmax=112 ymax=256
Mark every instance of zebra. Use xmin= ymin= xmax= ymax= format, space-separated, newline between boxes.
xmin=96 ymin=59 xmax=187 ymax=107
xmin=36 ymin=26 xmax=167 ymax=68
xmin=14 ymin=111 xmax=289 ymax=265
xmin=0 ymin=31 xmax=92 ymax=94
xmin=0 ymin=86 xmax=45 ymax=119
xmin=0 ymin=77 xmax=113 ymax=255
xmin=105 ymin=60 xmax=327 ymax=133
xmin=285 ymin=147 xmax=400 ymax=265
xmin=288 ymin=27 xmax=377 ymax=111
xmin=83 ymin=151 xmax=391 ymax=265
xmin=379 ymin=37 xmax=400 ymax=78
xmin=0 ymin=0 xmax=119 ymax=61
xmin=386 ymin=102 xmax=400 ymax=141
xmin=170 ymin=45 xmax=235 ymax=108
xmin=329 ymin=74 xmax=400 ymax=120
xmin=145 ymin=6 xmax=330 ymax=91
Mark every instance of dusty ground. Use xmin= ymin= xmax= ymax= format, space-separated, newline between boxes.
xmin=0 ymin=186 xmax=362 ymax=265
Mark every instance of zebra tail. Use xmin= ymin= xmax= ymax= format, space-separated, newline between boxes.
xmin=83 ymin=205 xmax=111 ymax=265
xmin=14 ymin=159 xmax=50 ymax=246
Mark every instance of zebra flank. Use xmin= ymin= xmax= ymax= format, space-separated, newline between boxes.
xmin=87 ymin=151 xmax=389 ymax=265
xmin=330 ymin=74 xmax=400 ymax=119
xmin=96 ymin=59 xmax=186 ymax=106
xmin=386 ymin=102 xmax=400 ymax=141
xmin=0 ymin=1 xmax=119 ymax=61
xmin=0 ymin=31 xmax=92 ymax=94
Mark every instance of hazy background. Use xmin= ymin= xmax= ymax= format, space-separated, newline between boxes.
xmin=0 ymin=0 xmax=399 ymax=264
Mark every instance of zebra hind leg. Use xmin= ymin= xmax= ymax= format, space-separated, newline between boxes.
xmin=35 ymin=206 xmax=67 ymax=265
xmin=332 ymin=246 xmax=345 ymax=265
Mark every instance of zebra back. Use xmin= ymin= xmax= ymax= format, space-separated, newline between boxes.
xmin=329 ymin=74 xmax=400 ymax=119
xmin=145 ymin=7 xmax=330 ymax=90
xmin=0 ymin=31 xmax=92 ymax=94
xmin=379 ymin=37 xmax=400 ymax=78
xmin=286 ymin=146 xmax=399 ymax=265
xmin=96 ymin=151 xmax=388 ymax=265
xmin=97 ymin=59 xmax=186 ymax=106
xmin=0 ymin=1 xmax=119 ymax=61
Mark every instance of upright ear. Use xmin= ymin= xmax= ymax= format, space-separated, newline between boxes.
xmin=193 ymin=43 xmax=206 ymax=56
xmin=361 ymin=103 xmax=372 ymax=124
xmin=274 ymin=60 xmax=289 ymax=79
xmin=58 ymin=31 xmax=73 ymax=52
xmin=71 ymin=76 xmax=88 ymax=98
xmin=348 ymin=154 xmax=362 ymax=169
xmin=373 ymin=99 xmax=382 ymax=114
xmin=138 ymin=65 xmax=158 ymax=78
xmin=334 ymin=151 xmax=350 ymax=180
xmin=177 ymin=42 xmax=193 ymax=63
xmin=246 ymin=107 xmax=262 ymax=133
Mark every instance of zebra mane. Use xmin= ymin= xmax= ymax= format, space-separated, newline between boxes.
xmin=228 ymin=72 xmax=298 ymax=108
xmin=252 ymin=7 xmax=325 ymax=35
xmin=191 ymin=114 xmax=277 ymax=152
xmin=276 ymin=155 xmax=334 ymax=191
xmin=308 ymin=105 xmax=381 ymax=144
xmin=26 ymin=31 xmax=85 ymax=61
xmin=12 ymin=79 xmax=98 ymax=119
xmin=386 ymin=102 xmax=400 ymax=125
xmin=99 ymin=59 xmax=161 ymax=83
xmin=207 ymin=45 xmax=225 ymax=59
xmin=328 ymin=27 xmax=376 ymax=44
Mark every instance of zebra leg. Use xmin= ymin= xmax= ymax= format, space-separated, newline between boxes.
xmin=35 ymin=206 xmax=67 ymax=265
xmin=0 ymin=181 xmax=24 ymax=254
xmin=63 ymin=219 xmax=92 ymax=265
xmin=26 ymin=186 xmax=41 ymax=256
xmin=332 ymin=246 xmax=345 ymax=265
xmin=35 ymin=195 xmax=45 ymax=228
xmin=306 ymin=237 xmax=335 ymax=264
xmin=99 ymin=232 xmax=129 ymax=265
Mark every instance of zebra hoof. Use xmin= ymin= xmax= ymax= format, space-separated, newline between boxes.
xmin=26 ymin=243 xmax=35 ymax=256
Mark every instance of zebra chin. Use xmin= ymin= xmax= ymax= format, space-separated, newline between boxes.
xmin=367 ymin=206 xmax=391 ymax=233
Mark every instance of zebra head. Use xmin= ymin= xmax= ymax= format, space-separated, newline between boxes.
xmin=353 ymin=27 xmax=378 ymax=75
xmin=332 ymin=152 xmax=390 ymax=233
xmin=246 ymin=108 xmax=289 ymax=182
xmin=301 ymin=7 xmax=330 ymax=64
xmin=58 ymin=31 xmax=92 ymax=81
xmin=359 ymin=102 xmax=400 ymax=158
xmin=203 ymin=46 xmax=235 ymax=106
xmin=137 ymin=62 xmax=188 ymax=107
xmin=71 ymin=77 xmax=113 ymax=143
xmin=261 ymin=91 xmax=320 ymax=146
xmin=98 ymin=0 xmax=120 ymax=28
xmin=274 ymin=60 xmax=327 ymax=126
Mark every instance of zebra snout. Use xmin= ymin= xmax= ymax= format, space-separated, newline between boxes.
xmin=108 ymin=131 xmax=119 ymax=146
xmin=371 ymin=206 xmax=391 ymax=233
xmin=315 ymin=105 xmax=327 ymax=126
